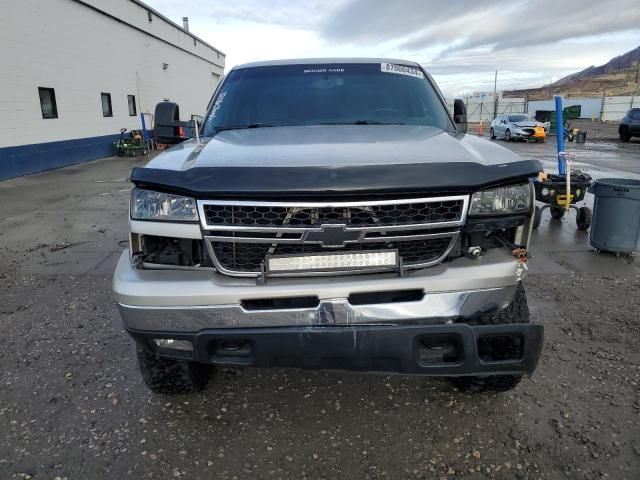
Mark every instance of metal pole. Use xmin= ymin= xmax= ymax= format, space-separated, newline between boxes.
xmin=555 ymin=95 xmax=565 ymax=175
xmin=493 ymin=71 xmax=498 ymax=118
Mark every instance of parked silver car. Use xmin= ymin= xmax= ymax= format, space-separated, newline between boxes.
xmin=490 ymin=114 xmax=549 ymax=142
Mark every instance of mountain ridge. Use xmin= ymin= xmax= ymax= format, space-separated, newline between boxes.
xmin=504 ymin=45 xmax=640 ymax=99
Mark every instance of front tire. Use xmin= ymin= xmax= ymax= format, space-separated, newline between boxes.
xmin=490 ymin=127 xmax=496 ymax=139
xmin=576 ymin=206 xmax=592 ymax=231
xmin=505 ymin=129 xmax=511 ymax=141
xmin=452 ymin=283 xmax=530 ymax=393
xmin=550 ymin=206 xmax=565 ymax=219
xmin=620 ymin=130 xmax=631 ymax=142
xmin=136 ymin=344 xmax=211 ymax=394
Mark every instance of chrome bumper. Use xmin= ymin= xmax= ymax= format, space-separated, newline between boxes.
xmin=113 ymin=249 xmax=523 ymax=333
xmin=119 ymin=286 xmax=516 ymax=331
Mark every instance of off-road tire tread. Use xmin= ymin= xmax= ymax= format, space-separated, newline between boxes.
xmin=452 ymin=283 xmax=529 ymax=393
xmin=136 ymin=344 xmax=210 ymax=394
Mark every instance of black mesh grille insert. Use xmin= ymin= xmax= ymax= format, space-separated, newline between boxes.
xmin=211 ymin=237 xmax=453 ymax=273
xmin=203 ymin=201 xmax=463 ymax=228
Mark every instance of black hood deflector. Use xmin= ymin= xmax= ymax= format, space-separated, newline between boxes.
xmin=130 ymin=160 xmax=542 ymax=199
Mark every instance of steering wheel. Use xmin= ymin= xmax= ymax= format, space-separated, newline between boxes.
xmin=368 ymin=108 xmax=403 ymax=118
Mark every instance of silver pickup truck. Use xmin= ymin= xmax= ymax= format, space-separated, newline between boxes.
xmin=113 ymin=58 xmax=543 ymax=394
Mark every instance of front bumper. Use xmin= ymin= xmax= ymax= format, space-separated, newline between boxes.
xmin=129 ymin=322 xmax=543 ymax=376
xmin=114 ymin=248 xmax=542 ymax=376
xmin=113 ymin=248 xmax=525 ymax=332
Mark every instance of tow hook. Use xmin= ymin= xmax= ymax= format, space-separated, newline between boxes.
xmin=468 ymin=246 xmax=482 ymax=258
xmin=512 ymin=248 xmax=530 ymax=281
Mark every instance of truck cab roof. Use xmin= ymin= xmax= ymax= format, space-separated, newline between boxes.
xmin=233 ymin=57 xmax=422 ymax=70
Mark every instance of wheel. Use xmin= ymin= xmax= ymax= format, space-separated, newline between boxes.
xmin=550 ymin=206 xmax=565 ymax=219
xmin=490 ymin=127 xmax=496 ymax=140
xmin=576 ymin=206 xmax=592 ymax=231
xmin=451 ymin=283 xmax=530 ymax=393
xmin=619 ymin=130 xmax=631 ymax=142
xmin=136 ymin=344 xmax=211 ymax=394
xmin=505 ymin=129 xmax=511 ymax=141
xmin=533 ymin=206 xmax=542 ymax=229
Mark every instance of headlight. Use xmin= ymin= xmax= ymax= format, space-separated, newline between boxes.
xmin=469 ymin=184 xmax=531 ymax=216
xmin=131 ymin=188 xmax=198 ymax=221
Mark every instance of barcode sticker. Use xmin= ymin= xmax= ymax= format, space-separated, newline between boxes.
xmin=380 ymin=63 xmax=424 ymax=79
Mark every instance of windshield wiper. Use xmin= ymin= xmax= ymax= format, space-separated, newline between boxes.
xmin=353 ymin=120 xmax=407 ymax=125
xmin=317 ymin=120 xmax=406 ymax=126
xmin=213 ymin=123 xmax=277 ymax=133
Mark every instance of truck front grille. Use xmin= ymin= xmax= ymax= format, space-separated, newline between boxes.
xmin=202 ymin=200 xmax=464 ymax=228
xmin=197 ymin=196 xmax=469 ymax=277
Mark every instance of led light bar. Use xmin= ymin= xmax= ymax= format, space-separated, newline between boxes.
xmin=267 ymin=250 xmax=398 ymax=274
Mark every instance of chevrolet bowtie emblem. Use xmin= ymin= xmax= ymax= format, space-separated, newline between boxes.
xmin=304 ymin=224 xmax=361 ymax=247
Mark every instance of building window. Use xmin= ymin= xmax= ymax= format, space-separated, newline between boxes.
xmin=101 ymin=92 xmax=113 ymax=117
xmin=38 ymin=87 xmax=58 ymax=119
xmin=148 ymin=10 xmax=152 ymax=22
xmin=128 ymin=95 xmax=137 ymax=116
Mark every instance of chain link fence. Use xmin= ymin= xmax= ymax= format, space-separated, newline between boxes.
xmin=601 ymin=96 xmax=640 ymax=121
xmin=447 ymin=93 xmax=640 ymax=129
xmin=446 ymin=96 xmax=526 ymax=124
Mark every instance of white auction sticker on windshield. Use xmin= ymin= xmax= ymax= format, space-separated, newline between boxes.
xmin=380 ymin=63 xmax=424 ymax=79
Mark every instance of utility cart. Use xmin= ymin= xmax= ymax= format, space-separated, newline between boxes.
xmin=533 ymin=167 xmax=593 ymax=230
xmin=532 ymin=97 xmax=593 ymax=231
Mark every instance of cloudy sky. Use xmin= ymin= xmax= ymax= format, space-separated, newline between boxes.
xmin=147 ymin=0 xmax=640 ymax=96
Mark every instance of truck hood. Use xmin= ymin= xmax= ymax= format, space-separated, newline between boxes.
xmin=132 ymin=125 xmax=542 ymax=198
xmin=146 ymin=125 xmax=523 ymax=169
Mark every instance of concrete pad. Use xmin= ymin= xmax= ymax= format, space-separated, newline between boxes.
xmin=527 ymin=251 xmax=570 ymax=275
xmin=548 ymin=250 xmax=640 ymax=275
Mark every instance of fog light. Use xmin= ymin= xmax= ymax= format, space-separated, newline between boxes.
xmin=153 ymin=338 xmax=193 ymax=352
xmin=267 ymin=250 xmax=398 ymax=273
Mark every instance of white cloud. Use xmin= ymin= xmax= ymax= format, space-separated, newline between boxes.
xmin=143 ymin=0 xmax=640 ymax=96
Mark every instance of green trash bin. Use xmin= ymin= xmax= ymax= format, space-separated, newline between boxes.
xmin=588 ymin=178 xmax=640 ymax=253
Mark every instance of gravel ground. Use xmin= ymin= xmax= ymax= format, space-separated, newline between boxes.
xmin=1 ymin=146 xmax=639 ymax=480
xmin=1 ymin=271 xmax=638 ymax=480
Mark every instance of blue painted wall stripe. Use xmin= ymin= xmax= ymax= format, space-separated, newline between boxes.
xmin=0 ymin=133 xmax=122 ymax=181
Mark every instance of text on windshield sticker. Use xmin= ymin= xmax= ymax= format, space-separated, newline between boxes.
xmin=380 ymin=63 xmax=424 ymax=79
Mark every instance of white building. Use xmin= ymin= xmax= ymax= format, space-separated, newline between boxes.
xmin=0 ymin=0 xmax=225 ymax=180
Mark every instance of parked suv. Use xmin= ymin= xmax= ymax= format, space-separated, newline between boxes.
xmin=619 ymin=108 xmax=640 ymax=142
xmin=113 ymin=59 xmax=543 ymax=394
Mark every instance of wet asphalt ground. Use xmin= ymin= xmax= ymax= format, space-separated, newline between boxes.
xmin=0 ymin=136 xmax=639 ymax=479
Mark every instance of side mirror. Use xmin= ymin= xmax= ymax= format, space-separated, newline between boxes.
xmin=453 ymin=99 xmax=467 ymax=133
xmin=154 ymin=101 xmax=193 ymax=145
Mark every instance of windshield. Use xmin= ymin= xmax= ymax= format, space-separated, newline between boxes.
xmin=508 ymin=114 xmax=533 ymax=122
xmin=202 ymin=63 xmax=452 ymax=135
